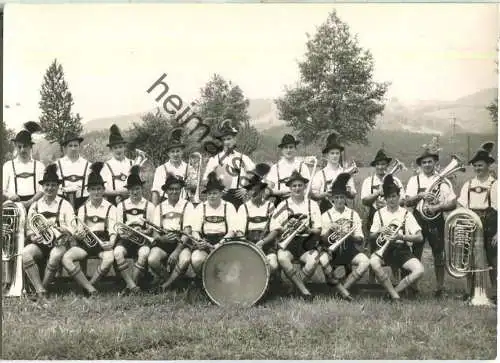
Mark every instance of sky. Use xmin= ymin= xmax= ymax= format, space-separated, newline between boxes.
xmin=3 ymin=3 xmax=499 ymax=130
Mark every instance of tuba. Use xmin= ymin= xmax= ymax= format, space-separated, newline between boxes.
xmin=373 ymin=219 xmax=404 ymax=259
xmin=114 ymin=221 xmax=156 ymax=246
xmin=29 ymin=213 xmax=64 ymax=248
xmin=444 ymin=208 xmax=494 ymax=307
xmin=69 ymin=216 xmax=105 ymax=248
xmin=327 ymin=218 xmax=359 ymax=253
xmin=277 ymin=215 xmax=310 ymax=250
xmin=416 ymin=155 xmax=466 ymax=221
xmin=188 ymin=152 xmax=203 ymax=204
xmin=2 ymin=201 xmax=26 ymax=297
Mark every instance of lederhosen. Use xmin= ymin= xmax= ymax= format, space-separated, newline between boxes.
xmin=57 ymin=159 xmax=89 ymax=211
xmin=283 ymin=199 xmax=317 ymax=258
xmin=411 ymin=175 xmax=445 ymax=262
xmin=201 ymin=203 xmax=228 ymax=248
xmin=80 ymin=203 xmax=113 ymax=257
xmin=116 ymin=200 xmax=151 ymax=257
xmin=468 ymin=179 xmax=497 ymax=268
xmin=273 ymin=161 xmax=304 ymax=208
xmin=244 ymin=201 xmax=274 ymax=254
xmin=105 ymin=160 xmax=132 ymax=206
xmin=30 ymin=199 xmax=65 ymax=257
xmin=11 ymin=160 xmax=38 ymax=202
xmin=159 ymin=163 xmax=189 ymax=203
xmin=326 ymin=209 xmax=361 ymax=266
xmin=377 ymin=209 xmax=414 ymax=268
xmin=156 ymin=200 xmax=189 ymax=254
xmin=220 ymin=153 xmax=244 ymax=210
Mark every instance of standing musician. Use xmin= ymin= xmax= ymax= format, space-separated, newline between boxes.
xmin=311 ymin=132 xmax=356 ymax=214
xmin=405 ymin=137 xmax=457 ymax=297
xmin=270 ymin=170 xmax=322 ymax=300
xmin=202 ymin=120 xmax=255 ymax=210
xmin=457 ymin=142 xmax=497 ymax=301
xmin=236 ymin=169 xmax=279 ymax=274
xmin=56 ymin=132 xmax=90 ymax=211
xmin=113 ymin=166 xmax=155 ymax=294
xmin=101 ymin=124 xmax=133 ymax=206
xmin=370 ymin=175 xmax=425 ymax=301
xmin=62 ymin=162 xmax=116 ymax=297
xmin=22 ymin=164 xmax=75 ymax=305
xmin=318 ymin=173 xmax=368 ymax=300
xmin=151 ymin=128 xmax=197 ymax=206
xmin=3 ymin=122 xmax=45 ymax=209
xmin=149 ymin=173 xmax=195 ymax=291
xmin=190 ymin=172 xmax=240 ymax=275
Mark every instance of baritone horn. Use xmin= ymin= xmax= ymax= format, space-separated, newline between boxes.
xmin=2 ymin=201 xmax=26 ymax=297
xmin=444 ymin=207 xmax=494 ymax=307
xmin=69 ymin=216 xmax=105 ymax=248
xmin=188 ymin=152 xmax=203 ymax=204
xmin=28 ymin=213 xmax=64 ymax=248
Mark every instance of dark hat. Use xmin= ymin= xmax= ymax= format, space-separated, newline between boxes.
xmin=161 ymin=172 xmax=186 ymax=192
xmin=11 ymin=121 xmax=42 ymax=145
xmin=107 ymin=124 xmax=127 ymax=147
xmin=370 ymin=149 xmax=392 ymax=167
xmin=125 ymin=165 xmax=145 ymax=189
xmin=215 ymin=119 xmax=238 ymax=139
xmin=243 ymin=174 xmax=268 ymax=191
xmin=166 ymin=127 xmax=185 ymax=151
xmin=278 ymin=134 xmax=300 ymax=148
xmin=203 ymin=138 xmax=223 ymax=156
xmin=284 ymin=170 xmax=309 ymax=187
xmin=330 ymin=173 xmax=351 ymax=196
xmin=416 ymin=137 xmax=441 ymax=165
xmin=248 ymin=163 xmax=271 ymax=179
xmin=61 ymin=131 xmax=84 ymax=147
xmin=382 ymin=174 xmax=400 ymax=196
xmin=203 ymin=172 xmax=225 ymax=193
xmin=39 ymin=163 xmax=62 ymax=185
xmin=469 ymin=142 xmax=495 ymax=165
xmin=86 ymin=162 xmax=106 ymax=187
xmin=322 ymin=131 xmax=344 ymax=154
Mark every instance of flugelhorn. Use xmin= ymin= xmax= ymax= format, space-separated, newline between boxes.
xmin=188 ymin=152 xmax=203 ymax=204
xmin=28 ymin=213 xmax=64 ymax=248
xmin=278 ymin=215 xmax=310 ymax=250
xmin=133 ymin=149 xmax=149 ymax=167
xmin=327 ymin=218 xmax=359 ymax=253
xmin=373 ymin=219 xmax=404 ymax=259
xmin=69 ymin=216 xmax=106 ymax=248
xmin=114 ymin=221 xmax=156 ymax=246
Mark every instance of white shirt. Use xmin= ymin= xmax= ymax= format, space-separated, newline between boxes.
xmin=270 ymin=197 xmax=322 ymax=232
xmin=191 ymin=201 xmax=239 ymax=235
xmin=267 ymin=158 xmax=311 ymax=193
xmin=237 ymin=200 xmax=275 ymax=233
xmin=101 ymin=157 xmax=133 ymax=192
xmin=458 ymin=176 xmax=497 ymax=210
xmin=311 ymin=164 xmax=356 ymax=195
xmin=153 ymin=199 xmax=195 ymax=231
xmin=370 ymin=206 xmax=421 ymax=236
xmin=151 ymin=160 xmax=197 ymax=200
xmin=56 ymin=156 xmax=90 ymax=198
xmin=202 ymin=150 xmax=255 ymax=189
xmin=321 ymin=206 xmax=364 ymax=239
xmin=3 ymin=158 xmax=45 ymax=197
xmin=406 ymin=172 xmax=456 ymax=204
xmin=361 ymin=174 xmax=405 ymax=209
xmin=77 ymin=198 xmax=117 ymax=236
xmin=116 ymin=197 xmax=155 ymax=227
xmin=27 ymin=196 xmax=75 ymax=235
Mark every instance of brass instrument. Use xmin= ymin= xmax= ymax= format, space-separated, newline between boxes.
xmin=188 ymin=152 xmax=203 ymax=204
xmin=304 ymin=156 xmax=318 ymax=197
xmin=327 ymin=218 xmax=359 ymax=253
xmin=69 ymin=216 xmax=106 ymax=248
xmin=373 ymin=219 xmax=404 ymax=259
xmin=114 ymin=221 xmax=156 ymax=246
xmin=2 ymin=201 xmax=26 ymax=297
xmin=28 ymin=213 xmax=64 ymax=248
xmin=278 ymin=215 xmax=310 ymax=250
xmin=133 ymin=149 xmax=149 ymax=167
xmin=376 ymin=159 xmax=407 ymax=203
xmin=416 ymin=155 xmax=466 ymax=221
xmin=444 ymin=208 xmax=494 ymax=307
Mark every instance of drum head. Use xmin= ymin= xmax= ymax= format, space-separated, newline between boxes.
xmin=202 ymin=241 xmax=270 ymax=307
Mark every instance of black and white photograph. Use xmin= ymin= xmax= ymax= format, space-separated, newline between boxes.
xmin=1 ymin=2 xmax=498 ymax=360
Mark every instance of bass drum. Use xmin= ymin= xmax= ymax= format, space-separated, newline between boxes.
xmin=202 ymin=240 xmax=270 ymax=307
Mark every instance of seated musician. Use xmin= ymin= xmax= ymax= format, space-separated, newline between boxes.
xmin=369 ymin=175 xmax=424 ymax=301
xmin=318 ymin=173 xmax=368 ymax=301
xmin=113 ymin=166 xmax=155 ymax=294
xmin=270 ymin=170 xmax=322 ymax=300
xmin=457 ymin=142 xmax=497 ymax=302
xmin=62 ymin=162 xmax=116 ymax=297
xmin=148 ymin=173 xmax=195 ymax=291
xmin=22 ymin=164 xmax=74 ymax=305
xmin=236 ymin=170 xmax=279 ymax=274
xmin=190 ymin=172 xmax=240 ymax=275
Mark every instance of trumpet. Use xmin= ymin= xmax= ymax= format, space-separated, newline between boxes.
xmin=373 ymin=219 xmax=405 ymax=259
xmin=28 ymin=213 xmax=64 ymax=248
xmin=327 ymin=219 xmax=359 ymax=253
xmin=304 ymin=156 xmax=318 ymax=197
xmin=114 ymin=221 xmax=156 ymax=246
xmin=385 ymin=158 xmax=406 ymax=177
xmin=188 ymin=152 xmax=203 ymax=204
xmin=278 ymin=215 xmax=310 ymax=250
xmin=69 ymin=216 xmax=106 ymax=248
xmin=133 ymin=149 xmax=149 ymax=167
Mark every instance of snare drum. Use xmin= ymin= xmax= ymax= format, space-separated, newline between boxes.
xmin=202 ymin=239 xmax=270 ymax=307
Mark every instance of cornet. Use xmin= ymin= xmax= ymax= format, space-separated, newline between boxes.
xmin=28 ymin=213 xmax=64 ymax=248
xmin=114 ymin=221 xmax=156 ymax=246
xmin=133 ymin=149 xmax=149 ymax=167
xmin=188 ymin=152 xmax=203 ymax=204
xmin=278 ymin=216 xmax=310 ymax=250
xmin=69 ymin=216 xmax=106 ymax=248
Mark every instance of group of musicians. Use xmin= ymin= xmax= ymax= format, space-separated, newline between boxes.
xmin=2 ymin=120 xmax=497 ymax=307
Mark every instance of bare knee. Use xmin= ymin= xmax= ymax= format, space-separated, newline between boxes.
xmin=113 ymin=246 xmax=126 ymax=261
xmin=178 ymin=249 xmax=192 ymax=266
xmin=267 ymin=253 xmax=278 ymax=272
xmin=370 ymin=255 xmax=383 ymax=271
xmin=319 ymin=252 xmax=330 ymax=267
xmin=136 ymin=247 xmax=150 ymax=264
xmin=100 ymin=251 xmax=114 ymax=268
xmin=191 ymin=250 xmax=207 ymax=270
xmin=413 ymin=262 xmax=425 ymax=279
xmin=49 ymin=246 xmax=66 ymax=263
xmin=148 ymin=249 xmax=162 ymax=266
xmin=356 ymin=254 xmax=370 ymax=270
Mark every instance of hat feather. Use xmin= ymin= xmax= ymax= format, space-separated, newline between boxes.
xmin=335 ymin=173 xmax=351 ymax=187
xmin=252 ymin=163 xmax=271 ymax=178
xmin=326 ymin=130 xmax=340 ymax=145
xmin=207 ymin=171 xmax=221 ymax=184
xmin=169 ymin=127 xmax=183 ymax=141
xmin=383 ymin=174 xmax=395 ymax=187
xmin=23 ymin=121 xmax=42 ymax=134
xmin=480 ymin=142 xmax=495 ymax=154
xmin=45 ymin=163 xmax=58 ymax=175
xmin=130 ymin=165 xmax=140 ymax=176
xmin=90 ymin=162 xmax=104 ymax=174
xmin=203 ymin=140 xmax=223 ymax=156
xmin=110 ymin=124 xmax=121 ymax=135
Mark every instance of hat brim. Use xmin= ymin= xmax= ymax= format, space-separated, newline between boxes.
xmin=370 ymin=157 xmax=392 ymax=167
xmin=331 ymin=189 xmax=348 ymax=196
xmin=202 ymin=183 xmax=225 ymax=193
xmin=278 ymin=141 xmax=300 ymax=148
xmin=125 ymin=181 xmax=145 ymax=189
xmin=161 ymin=179 xmax=186 ymax=192
xmin=39 ymin=179 xmax=63 ymax=185
xmin=469 ymin=155 xmax=495 ymax=165
xmin=285 ymin=176 xmax=309 ymax=187
xmin=416 ymin=153 xmax=439 ymax=166
xmin=62 ymin=137 xmax=84 ymax=146
xmin=166 ymin=143 xmax=186 ymax=151
xmin=107 ymin=140 xmax=127 ymax=147
xmin=11 ymin=138 xmax=34 ymax=145
xmin=322 ymin=144 xmax=344 ymax=153
xmin=243 ymin=181 xmax=268 ymax=191
xmin=86 ymin=181 xmax=106 ymax=188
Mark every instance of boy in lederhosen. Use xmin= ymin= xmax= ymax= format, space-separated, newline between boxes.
xmin=457 ymin=142 xmax=497 ymax=301
xmin=62 ymin=162 xmax=116 ymax=296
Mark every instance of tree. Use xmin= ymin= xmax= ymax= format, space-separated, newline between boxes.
xmin=1 ymin=120 xmax=14 ymax=164
xmin=39 ymin=59 xmax=83 ymax=154
xmin=487 ymin=98 xmax=498 ymax=125
xmin=276 ymin=10 xmax=389 ymax=145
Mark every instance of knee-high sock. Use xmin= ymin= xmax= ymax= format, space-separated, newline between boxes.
xmin=162 ymin=263 xmax=187 ymax=289
xmin=283 ymin=265 xmax=310 ymax=296
xmin=395 ymin=274 xmax=419 ymax=293
xmin=374 ymin=268 xmax=399 ymax=299
xmin=115 ymin=260 xmax=136 ymax=288
xmin=68 ymin=265 xmax=96 ymax=293
xmin=42 ymin=261 xmax=60 ymax=288
xmin=131 ymin=262 xmax=146 ymax=284
xmin=343 ymin=268 xmax=364 ymax=290
xmin=23 ymin=259 xmax=45 ymax=294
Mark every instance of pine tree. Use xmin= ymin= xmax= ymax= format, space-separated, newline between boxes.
xmin=1 ymin=119 xmax=14 ymax=164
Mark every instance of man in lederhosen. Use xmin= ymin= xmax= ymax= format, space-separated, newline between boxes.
xmin=267 ymin=134 xmax=311 ymax=208
xmin=101 ymin=124 xmax=134 ymax=206
xmin=62 ymin=162 xmax=116 ymax=296
xmin=149 ymin=173 xmax=195 ymax=291
xmin=202 ymin=120 xmax=255 ymax=210
xmin=151 ymin=128 xmax=197 ymax=206
xmin=405 ymin=137 xmax=457 ymax=297
xmin=113 ymin=166 xmax=155 ymax=294
xmin=56 ymin=132 xmax=90 ymax=211
xmin=2 ymin=122 xmax=45 ymax=209
xmin=457 ymin=142 xmax=497 ymax=302
xmin=22 ymin=164 xmax=75 ymax=305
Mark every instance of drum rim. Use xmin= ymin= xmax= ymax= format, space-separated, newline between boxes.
xmin=202 ymin=240 xmax=270 ymax=307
